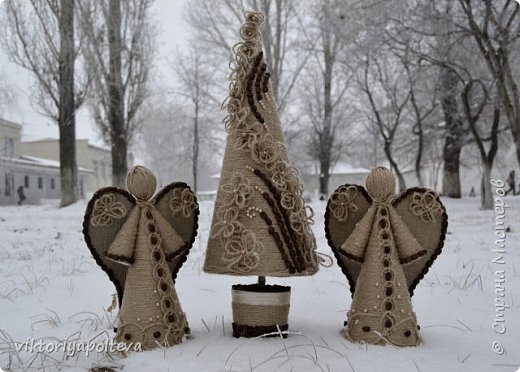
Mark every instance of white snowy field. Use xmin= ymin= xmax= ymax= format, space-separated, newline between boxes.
xmin=0 ymin=196 xmax=519 ymax=372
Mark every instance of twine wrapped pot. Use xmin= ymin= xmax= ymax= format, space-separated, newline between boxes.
xmin=232 ymin=284 xmax=290 ymax=338
xmin=203 ymin=11 xmax=318 ymax=338
xmin=83 ymin=165 xmax=199 ymax=350
xmin=325 ymin=167 xmax=448 ymax=347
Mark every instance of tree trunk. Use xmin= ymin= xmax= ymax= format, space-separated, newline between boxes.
xmin=459 ymin=0 xmax=520 ymax=169
xmin=108 ymin=0 xmax=127 ymax=187
xmin=442 ymin=139 xmax=461 ymax=198
xmin=319 ymin=158 xmax=331 ymax=199
xmin=192 ymin=99 xmax=199 ymax=193
xmin=415 ymin=123 xmax=424 ymax=187
xmin=318 ymin=19 xmax=334 ymax=198
xmin=58 ymin=0 xmax=79 ymax=207
xmin=384 ymin=142 xmax=406 ymax=193
xmin=480 ymin=163 xmax=493 ymax=210
xmin=440 ymin=69 xmax=463 ymax=198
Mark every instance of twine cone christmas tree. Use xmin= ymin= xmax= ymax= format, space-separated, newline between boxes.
xmin=325 ymin=166 xmax=448 ymax=346
xmin=204 ymin=11 xmax=319 ymax=338
xmin=83 ymin=165 xmax=199 ymax=350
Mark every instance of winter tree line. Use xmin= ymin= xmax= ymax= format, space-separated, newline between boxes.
xmin=0 ymin=0 xmax=519 ymax=210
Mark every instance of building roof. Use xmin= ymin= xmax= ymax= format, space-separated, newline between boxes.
xmin=308 ymin=161 xmax=370 ymax=176
xmin=87 ymin=142 xmax=111 ymax=153
xmin=21 ymin=137 xmax=57 ymax=143
xmin=0 ymin=117 xmax=23 ymax=129
xmin=23 ymin=138 xmax=109 ymax=151
xmin=18 ymin=155 xmax=93 ymax=173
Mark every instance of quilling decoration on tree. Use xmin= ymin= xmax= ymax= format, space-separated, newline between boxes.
xmin=83 ymin=165 xmax=199 ymax=350
xmin=204 ymin=11 xmax=319 ymax=338
xmin=325 ymin=166 xmax=448 ymax=346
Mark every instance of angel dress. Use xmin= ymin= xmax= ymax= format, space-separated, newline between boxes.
xmin=83 ymin=165 xmax=199 ymax=350
xmin=325 ymin=167 xmax=447 ymax=346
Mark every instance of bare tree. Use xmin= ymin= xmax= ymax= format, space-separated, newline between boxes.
xmin=302 ymin=0 xmax=353 ymax=198
xmin=173 ymin=46 xmax=221 ymax=193
xmin=138 ymin=92 xmax=222 ymax=192
xmin=0 ymin=73 xmax=16 ymax=114
xmin=457 ymin=0 xmax=520 ymax=168
xmin=461 ymin=79 xmax=500 ymax=209
xmin=0 ymin=0 xmax=87 ymax=207
xmin=404 ymin=61 xmax=438 ymax=187
xmin=138 ymin=99 xmax=191 ymax=185
xmin=77 ymin=0 xmax=156 ymax=187
xmin=358 ymin=51 xmax=411 ymax=192
xmin=385 ymin=0 xmax=468 ymax=197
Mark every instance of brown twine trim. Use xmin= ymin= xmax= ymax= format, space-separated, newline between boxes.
xmin=336 ymin=249 xmax=364 ymax=263
xmin=400 ymin=249 xmax=427 ymax=265
xmin=105 ymin=252 xmax=135 ymax=265
xmin=393 ymin=187 xmax=448 ymax=296
xmin=165 ymin=244 xmax=189 ymax=262
xmin=260 ymin=191 xmax=300 ymax=270
xmin=232 ymin=323 xmax=288 ymax=338
xmin=262 ymin=73 xmax=270 ymax=93
xmin=258 ymin=210 xmax=296 ymax=273
xmin=232 ymin=283 xmax=290 ymax=292
xmin=247 ymin=52 xmax=265 ymax=124
xmin=253 ymin=168 xmax=306 ymax=271
xmin=83 ymin=186 xmax=135 ymax=307
xmin=256 ymin=63 xmax=267 ymax=101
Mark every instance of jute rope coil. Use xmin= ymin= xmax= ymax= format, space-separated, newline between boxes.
xmin=232 ymin=303 xmax=290 ymax=327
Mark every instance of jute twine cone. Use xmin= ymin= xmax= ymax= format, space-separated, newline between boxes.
xmin=83 ymin=165 xmax=199 ymax=350
xmin=325 ymin=167 xmax=448 ymax=347
xmin=204 ymin=11 xmax=318 ymax=277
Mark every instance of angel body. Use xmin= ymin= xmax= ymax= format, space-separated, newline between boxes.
xmin=84 ymin=166 xmax=199 ymax=350
xmin=326 ymin=167 xmax=447 ymax=347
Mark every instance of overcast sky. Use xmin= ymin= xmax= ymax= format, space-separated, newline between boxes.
xmin=0 ymin=0 xmax=187 ymax=146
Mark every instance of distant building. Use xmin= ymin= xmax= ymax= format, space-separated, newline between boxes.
xmin=21 ymin=138 xmax=112 ymax=194
xmin=302 ymin=161 xmax=370 ymax=198
xmin=0 ymin=118 xmax=97 ymax=205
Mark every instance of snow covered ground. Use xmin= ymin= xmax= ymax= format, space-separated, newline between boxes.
xmin=0 ymin=196 xmax=519 ymax=371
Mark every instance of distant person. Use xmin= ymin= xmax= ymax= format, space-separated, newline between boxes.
xmin=469 ymin=187 xmax=476 ymax=197
xmin=517 ymin=169 xmax=520 ymax=196
xmin=17 ymin=186 xmax=26 ymax=205
xmin=505 ymin=170 xmax=516 ymax=196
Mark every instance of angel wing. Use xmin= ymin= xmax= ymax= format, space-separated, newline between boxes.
xmin=153 ymin=182 xmax=199 ymax=281
xmin=83 ymin=187 xmax=135 ymax=307
xmin=325 ymin=184 xmax=372 ymax=296
xmin=392 ymin=187 xmax=447 ymax=295
xmin=83 ymin=183 xmax=199 ymax=307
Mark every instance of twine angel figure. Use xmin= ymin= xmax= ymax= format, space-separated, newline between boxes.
xmin=325 ymin=167 xmax=447 ymax=346
xmin=83 ymin=165 xmax=199 ymax=350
